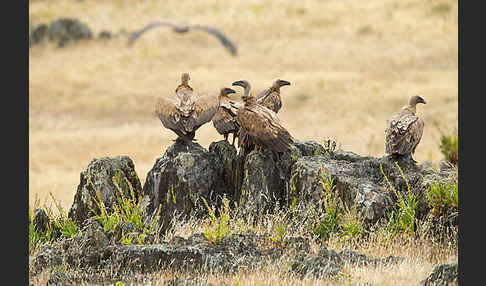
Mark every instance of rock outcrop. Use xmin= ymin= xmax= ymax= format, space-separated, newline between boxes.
xmin=30 ymin=18 xmax=93 ymax=47
xmin=139 ymin=141 xmax=237 ymax=233
xmin=68 ymin=156 xmax=142 ymax=226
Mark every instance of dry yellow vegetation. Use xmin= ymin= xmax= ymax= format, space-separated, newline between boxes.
xmin=29 ymin=0 xmax=457 ymax=216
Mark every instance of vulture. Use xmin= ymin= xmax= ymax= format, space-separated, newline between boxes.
xmin=385 ymin=95 xmax=427 ymax=162
xmin=256 ymin=79 xmax=291 ymax=113
xmin=155 ymin=73 xmax=219 ymax=142
xmin=232 ymin=80 xmax=294 ymax=153
xmin=127 ymin=21 xmax=237 ymax=56
xmin=212 ymin=87 xmax=243 ymax=146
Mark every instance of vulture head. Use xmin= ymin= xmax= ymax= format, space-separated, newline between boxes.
xmin=232 ymin=79 xmax=252 ymax=98
xmin=218 ymin=87 xmax=236 ymax=100
xmin=272 ymin=79 xmax=291 ymax=90
xmin=409 ymin=95 xmax=427 ymax=106
xmin=181 ymin=73 xmax=191 ymax=85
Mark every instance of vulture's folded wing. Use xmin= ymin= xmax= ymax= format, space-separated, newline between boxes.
xmin=385 ymin=111 xmax=423 ymax=155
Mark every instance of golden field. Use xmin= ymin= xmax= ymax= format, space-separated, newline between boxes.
xmin=29 ymin=0 xmax=457 ymax=217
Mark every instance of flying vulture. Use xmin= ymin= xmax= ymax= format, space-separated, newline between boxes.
xmin=232 ymin=80 xmax=294 ymax=153
xmin=127 ymin=21 xmax=237 ymax=56
xmin=385 ymin=95 xmax=426 ymax=162
xmin=212 ymin=87 xmax=243 ymax=146
xmin=155 ymin=73 xmax=219 ymax=142
xmin=256 ymin=79 xmax=291 ymax=113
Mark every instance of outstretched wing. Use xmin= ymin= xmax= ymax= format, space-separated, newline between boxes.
xmin=185 ymin=94 xmax=219 ymax=132
xmin=154 ymin=96 xmax=187 ymax=137
xmin=127 ymin=21 xmax=178 ymax=46
xmin=385 ymin=110 xmax=424 ymax=155
xmin=191 ymin=25 xmax=238 ymax=56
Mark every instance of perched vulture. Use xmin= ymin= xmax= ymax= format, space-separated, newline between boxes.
xmin=212 ymin=87 xmax=244 ymax=146
xmin=232 ymin=80 xmax=295 ymax=153
xmin=155 ymin=73 xmax=219 ymax=142
xmin=127 ymin=21 xmax=237 ymax=56
xmin=385 ymin=95 xmax=427 ymax=161
xmin=256 ymin=79 xmax=291 ymax=113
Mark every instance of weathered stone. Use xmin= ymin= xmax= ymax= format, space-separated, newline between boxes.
xmin=238 ymin=146 xmax=301 ymax=217
xmin=290 ymin=250 xmax=342 ymax=278
xmin=140 ymin=141 xmax=229 ymax=233
xmin=339 ymin=248 xmax=403 ymax=266
xmin=288 ymin=150 xmax=455 ymax=225
xmin=68 ymin=155 xmax=142 ymax=226
xmin=421 ymin=262 xmax=458 ymax=286
xmin=30 ymin=24 xmax=48 ymax=46
xmin=47 ymin=18 xmax=93 ymax=47
xmin=33 ymin=208 xmax=50 ymax=233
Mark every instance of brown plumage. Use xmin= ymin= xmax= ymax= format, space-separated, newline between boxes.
xmin=155 ymin=73 xmax=219 ymax=142
xmin=212 ymin=87 xmax=243 ymax=146
xmin=385 ymin=95 xmax=426 ymax=161
xmin=232 ymin=80 xmax=295 ymax=153
xmin=127 ymin=21 xmax=237 ymax=56
xmin=256 ymin=79 xmax=291 ymax=113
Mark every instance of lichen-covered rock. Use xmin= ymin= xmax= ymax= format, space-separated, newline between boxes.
xmin=68 ymin=156 xmax=142 ymax=226
xmin=288 ymin=150 xmax=456 ymax=225
xmin=421 ymin=262 xmax=458 ymax=286
xmin=238 ymin=146 xmax=301 ymax=218
xmin=140 ymin=141 xmax=229 ymax=233
xmin=33 ymin=208 xmax=50 ymax=233
xmin=338 ymin=248 xmax=403 ymax=266
xmin=290 ymin=250 xmax=342 ymax=278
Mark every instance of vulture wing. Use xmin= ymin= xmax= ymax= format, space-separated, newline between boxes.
xmin=154 ymin=96 xmax=187 ymax=138
xmin=385 ymin=110 xmax=424 ymax=155
xmin=237 ymin=106 xmax=294 ymax=152
xmin=185 ymin=94 xmax=219 ymax=132
xmin=190 ymin=25 xmax=238 ymax=56
xmin=127 ymin=21 xmax=178 ymax=46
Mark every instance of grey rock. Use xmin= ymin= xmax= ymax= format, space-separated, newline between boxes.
xmin=68 ymin=155 xmax=142 ymax=226
xmin=238 ymin=146 xmax=301 ymax=218
xmin=140 ymin=141 xmax=229 ymax=233
xmin=421 ymin=262 xmax=458 ymax=286
xmin=48 ymin=18 xmax=93 ymax=47
xmin=33 ymin=208 xmax=49 ymax=233
xmin=288 ymin=150 xmax=456 ymax=225
xmin=339 ymin=248 xmax=403 ymax=266
xmin=30 ymin=24 xmax=48 ymax=46
xmin=290 ymin=250 xmax=342 ymax=278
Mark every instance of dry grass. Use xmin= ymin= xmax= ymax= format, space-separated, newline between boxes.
xmin=29 ymin=0 xmax=457 ymax=220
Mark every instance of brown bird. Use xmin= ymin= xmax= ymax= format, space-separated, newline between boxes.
xmin=155 ymin=73 xmax=219 ymax=142
xmin=127 ymin=21 xmax=237 ymax=56
xmin=232 ymin=80 xmax=295 ymax=153
xmin=385 ymin=95 xmax=426 ymax=162
xmin=212 ymin=87 xmax=244 ymax=146
xmin=256 ymin=79 xmax=291 ymax=113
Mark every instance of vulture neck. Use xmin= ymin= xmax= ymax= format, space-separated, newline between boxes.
xmin=403 ymin=104 xmax=417 ymax=115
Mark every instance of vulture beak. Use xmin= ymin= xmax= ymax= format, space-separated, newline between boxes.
xmin=224 ymin=88 xmax=236 ymax=94
xmin=232 ymin=80 xmax=245 ymax=87
xmin=278 ymin=80 xmax=291 ymax=86
xmin=419 ymin=97 xmax=426 ymax=104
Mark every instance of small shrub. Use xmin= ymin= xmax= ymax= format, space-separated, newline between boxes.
xmin=431 ymin=3 xmax=451 ymax=15
xmin=271 ymin=216 xmax=288 ymax=248
xmin=340 ymin=203 xmax=365 ymax=241
xmin=426 ymin=182 xmax=458 ymax=218
xmin=311 ymin=168 xmax=343 ymax=241
xmin=90 ymin=174 xmax=158 ymax=242
xmin=202 ymin=194 xmax=232 ymax=244
xmin=439 ymin=132 xmax=458 ymax=165
xmin=381 ymin=162 xmax=418 ymax=235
